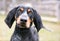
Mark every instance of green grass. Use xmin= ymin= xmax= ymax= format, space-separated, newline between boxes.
xmin=0 ymin=15 xmax=60 ymax=41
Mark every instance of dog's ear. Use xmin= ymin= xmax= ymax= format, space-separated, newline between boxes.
xmin=33 ymin=9 xmax=43 ymax=32
xmin=5 ymin=7 xmax=18 ymax=28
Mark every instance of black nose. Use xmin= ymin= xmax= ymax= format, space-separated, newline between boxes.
xmin=20 ymin=19 xmax=27 ymax=22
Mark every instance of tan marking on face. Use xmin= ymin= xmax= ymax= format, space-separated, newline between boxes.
xmin=15 ymin=16 xmax=21 ymax=25
xmin=15 ymin=16 xmax=17 ymax=20
xmin=20 ymin=7 xmax=24 ymax=12
xmin=27 ymin=8 xmax=32 ymax=14
xmin=26 ymin=18 xmax=32 ymax=28
xmin=28 ymin=9 xmax=31 ymax=12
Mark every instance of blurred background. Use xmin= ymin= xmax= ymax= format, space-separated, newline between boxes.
xmin=0 ymin=0 xmax=60 ymax=41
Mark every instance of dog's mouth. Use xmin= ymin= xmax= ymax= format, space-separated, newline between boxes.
xmin=17 ymin=21 xmax=27 ymax=28
xmin=20 ymin=21 xmax=26 ymax=27
xmin=17 ymin=18 xmax=27 ymax=28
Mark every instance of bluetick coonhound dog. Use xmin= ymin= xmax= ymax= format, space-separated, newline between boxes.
xmin=5 ymin=4 xmax=43 ymax=41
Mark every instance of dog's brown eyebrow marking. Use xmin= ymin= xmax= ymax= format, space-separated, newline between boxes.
xmin=20 ymin=7 xmax=24 ymax=12
xmin=28 ymin=8 xmax=31 ymax=12
xmin=27 ymin=8 xmax=32 ymax=13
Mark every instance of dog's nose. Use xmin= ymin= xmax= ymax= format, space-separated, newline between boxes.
xmin=20 ymin=19 xmax=27 ymax=22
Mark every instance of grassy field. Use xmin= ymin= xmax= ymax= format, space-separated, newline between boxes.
xmin=0 ymin=15 xmax=60 ymax=41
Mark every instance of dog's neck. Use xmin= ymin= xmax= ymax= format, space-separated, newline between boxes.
xmin=14 ymin=25 xmax=31 ymax=38
xmin=15 ymin=25 xmax=30 ymax=33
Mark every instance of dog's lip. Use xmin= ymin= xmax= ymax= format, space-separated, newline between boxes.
xmin=17 ymin=21 xmax=26 ymax=27
xmin=17 ymin=21 xmax=26 ymax=24
xmin=17 ymin=23 xmax=25 ymax=26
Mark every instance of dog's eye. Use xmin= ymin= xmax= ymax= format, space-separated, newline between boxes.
xmin=27 ymin=9 xmax=32 ymax=14
xmin=20 ymin=8 xmax=24 ymax=12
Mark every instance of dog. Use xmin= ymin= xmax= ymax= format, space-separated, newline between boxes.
xmin=5 ymin=4 xmax=43 ymax=41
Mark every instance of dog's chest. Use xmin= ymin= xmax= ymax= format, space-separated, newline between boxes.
xmin=12 ymin=27 xmax=38 ymax=41
xmin=20 ymin=29 xmax=31 ymax=38
xmin=15 ymin=27 xmax=31 ymax=38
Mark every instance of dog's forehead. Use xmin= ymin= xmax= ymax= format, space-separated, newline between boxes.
xmin=19 ymin=3 xmax=33 ymax=8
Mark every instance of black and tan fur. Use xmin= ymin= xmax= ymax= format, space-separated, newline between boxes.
xmin=5 ymin=4 xmax=43 ymax=41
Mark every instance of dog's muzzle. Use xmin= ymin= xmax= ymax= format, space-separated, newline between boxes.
xmin=20 ymin=19 xmax=27 ymax=27
xmin=18 ymin=11 xmax=29 ymax=28
xmin=16 ymin=11 xmax=31 ymax=28
xmin=17 ymin=19 xmax=27 ymax=28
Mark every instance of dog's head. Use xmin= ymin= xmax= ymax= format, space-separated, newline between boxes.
xmin=15 ymin=6 xmax=34 ymax=28
xmin=5 ymin=4 xmax=43 ymax=32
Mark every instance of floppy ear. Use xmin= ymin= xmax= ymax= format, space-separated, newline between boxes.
xmin=33 ymin=9 xmax=43 ymax=32
xmin=5 ymin=7 xmax=18 ymax=28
